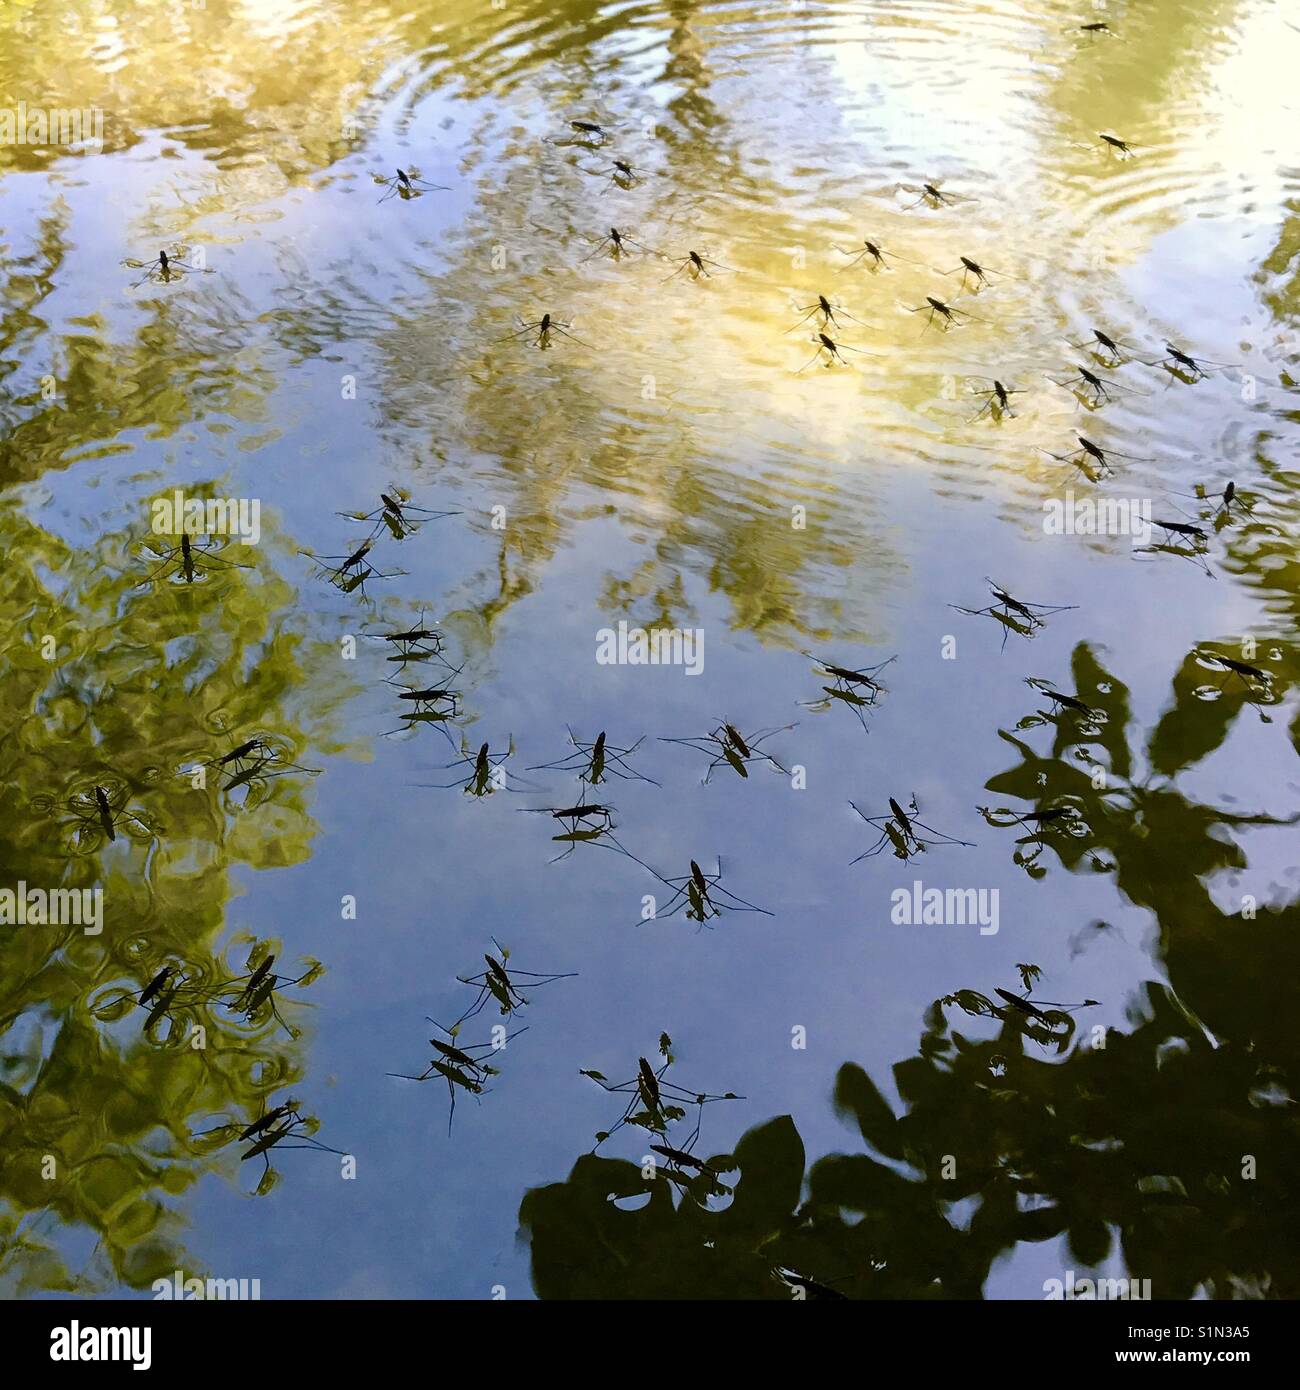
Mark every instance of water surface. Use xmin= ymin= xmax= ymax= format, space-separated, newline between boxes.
xmin=2 ymin=0 xmax=1299 ymax=1300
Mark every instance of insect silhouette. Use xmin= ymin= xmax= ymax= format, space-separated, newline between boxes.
xmin=196 ymin=1098 xmax=345 ymax=1193
xmin=1068 ymin=327 xmax=1136 ymax=364
xmin=1145 ymin=342 xmax=1236 ymax=381
xmin=390 ymin=1029 xmax=517 ymax=1133
xmin=585 ymin=158 xmax=643 ymax=188
xmin=337 ymin=492 xmax=458 ymax=541
xmin=418 ymin=738 xmax=517 ymax=796
xmin=1172 ymin=479 xmax=1252 ymax=526
xmin=383 ymin=661 xmax=465 ymax=741
xmin=133 ymin=531 xmax=252 ymax=586
xmin=375 ymin=168 xmax=448 ymax=203
xmin=206 ymin=736 xmax=320 ymax=794
xmin=121 ymin=246 xmax=212 ymax=288
xmin=57 ymin=783 xmax=154 ymax=852
xmin=1216 ymin=480 xmax=1248 ymax=517
xmin=994 ymin=983 xmax=1098 ymax=1019
xmin=521 ymin=795 xmax=628 ymax=862
xmin=951 ymin=578 xmax=1078 ymax=649
xmin=967 ymin=377 xmax=1023 ymax=421
xmin=94 ymin=963 xmax=194 ymax=1036
xmin=299 ymin=538 xmax=402 ymax=595
xmin=1049 ymin=364 xmax=1147 ymax=408
xmin=137 ymin=966 xmax=179 ymax=1011
xmin=662 ymin=249 xmax=733 ymax=282
xmin=556 ymin=119 xmax=611 ymax=146
xmin=365 ymin=610 xmax=451 ymax=667
xmin=1023 ymin=677 xmax=1101 ymax=724
xmin=785 ymin=293 xmax=871 ymax=333
xmin=1195 ymin=649 xmax=1275 ymax=718
xmin=582 ymin=226 xmax=659 ymax=261
xmin=937 ymin=255 xmax=1014 ymax=292
xmin=640 ymin=857 xmax=773 ymax=929
xmin=450 ymin=942 xmax=577 ymax=1024
xmin=1137 ymin=517 xmax=1212 ymax=575
xmin=849 ymin=795 xmax=974 ymax=862
xmin=834 ymin=238 xmax=918 ymax=272
xmin=796 ymin=331 xmax=875 ymax=370
xmin=529 ymin=728 xmax=660 ymax=786
xmin=1095 ymin=132 xmax=1145 ymax=159
xmin=659 ymin=721 xmax=793 ymax=783
xmin=495 ymin=312 xmax=592 ymax=349
xmin=899 ymin=182 xmax=976 ymax=209
xmin=206 ymin=949 xmax=324 ymax=1038
xmin=907 ymin=296 xmax=983 ymax=334
xmin=802 ymin=652 xmax=895 ymax=731
xmin=581 ymin=1034 xmax=742 ymax=1193
xmin=976 ymin=803 xmax=1088 ymax=875
xmin=942 ymin=972 xmax=1099 ymax=1048
xmin=1042 ymin=434 xmax=1152 ymax=482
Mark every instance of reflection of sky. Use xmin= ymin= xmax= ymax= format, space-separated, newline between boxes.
xmin=5 ymin=0 xmax=1300 ymax=1299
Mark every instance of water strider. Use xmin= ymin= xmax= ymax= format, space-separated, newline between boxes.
xmin=976 ymin=803 xmax=1089 ymax=874
xmin=1147 ymin=341 xmax=1238 ymax=380
xmin=205 ymin=737 xmax=320 ymax=793
xmin=447 ymin=944 xmax=576 ymax=1024
xmin=582 ymin=226 xmax=658 ymax=261
xmin=833 ymin=237 xmax=917 ymax=271
xmin=581 ymin=1035 xmax=741 ymax=1186
xmin=1042 ymin=434 xmax=1153 ymax=481
xmin=849 ymin=795 xmax=974 ymax=863
xmin=1049 ymin=364 xmax=1148 ymax=408
xmin=58 ymin=783 xmax=153 ymax=849
xmin=659 ymin=721 xmax=794 ymax=782
xmin=1023 ymin=677 xmax=1100 ymax=722
xmin=966 ymin=377 xmax=1023 ymax=421
xmin=4 ymin=0 xmax=1296 ymax=1305
xmin=796 ymin=330 xmax=874 ymax=368
xmin=951 ymin=578 xmax=1079 ymax=648
xmin=564 ymin=119 xmax=609 ymax=143
xmin=419 ymin=739 xmax=518 ymax=795
xmin=907 ymin=295 xmax=983 ymax=333
xmin=382 ymin=659 xmax=466 ymax=740
xmin=520 ymin=795 xmax=629 ymax=861
xmin=899 ymin=181 xmax=977 ymax=209
xmin=134 ymin=530 xmax=251 ymax=585
xmin=785 ymin=293 xmax=870 ymax=333
xmin=299 ymin=537 xmax=402 ymax=594
xmin=120 ymin=245 xmax=212 ymax=287
xmin=1095 ymin=132 xmax=1145 ymax=158
xmin=337 ymin=491 xmax=458 ymax=541
xmin=635 ymin=857 xmax=773 ymax=928
xmin=583 ymin=157 xmax=643 ymax=188
xmin=936 ymin=255 xmax=1015 ymax=292
xmin=529 ymin=728 xmax=660 ymax=786
xmin=801 ymin=652 xmax=895 ymax=731
xmin=495 ymin=312 xmax=591 ymax=348
xmin=1069 ymin=326 xmax=1136 ymax=363
xmin=375 ymin=167 xmax=448 ymax=202
xmin=390 ymin=1024 xmax=523 ymax=1132
xmin=662 ymin=249 xmax=732 ymax=282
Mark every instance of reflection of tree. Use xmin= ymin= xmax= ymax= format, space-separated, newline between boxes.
xmin=0 ymin=222 xmax=278 ymax=490
xmin=521 ymin=643 xmax=1300 ymax=1298
xmin=984 ymin=642 xmax=1297 ymax=883
xmin=0 ymin=499 xmax=356 ymax=1292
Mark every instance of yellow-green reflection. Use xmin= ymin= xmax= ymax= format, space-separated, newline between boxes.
xmin=0 ymin=489 xmax=360 ymax=1291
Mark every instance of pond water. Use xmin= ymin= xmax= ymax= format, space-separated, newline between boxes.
xmin=2 ymin=0 xmax=1298 ymax=1300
